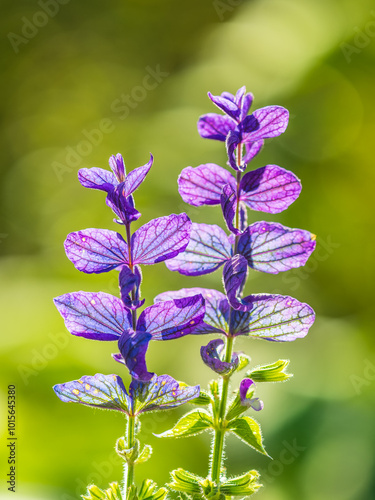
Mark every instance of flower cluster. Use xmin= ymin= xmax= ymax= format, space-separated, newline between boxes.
xmin=53 ymin=87 xmax=316 ymax=499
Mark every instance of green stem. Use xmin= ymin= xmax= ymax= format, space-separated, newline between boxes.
xmin=124 ymin=415 xmax=136 ymax=498
xmin=210 ymin=335 xmax=234 ymax=486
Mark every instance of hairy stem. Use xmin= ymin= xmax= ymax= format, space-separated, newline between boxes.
xmin=210 ymin=336 xmax=234 ymax=486
xmin=124 ymin=415 xmax=136 ymax=498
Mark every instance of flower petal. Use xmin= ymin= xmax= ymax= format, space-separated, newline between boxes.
xmin=131 ymin=214 xmax=191 ymax=265
xmin=54 ymin=373 xmax=131 ymax=413
xmin=223 ymin=255 xmax=248 ymax=310
xmin=137 ymin=294 xmax=205 ymax=340
xmin=239 ymin=165 xmax=301 ymax=214
xmin=231 ymin=294 xmax=315 ymax=341
xmin=53 ymin=291 xmax=131 ymax=340
xmin=178 ymin=164 xmax=236 ymax=206
xmin=118 ymin=330 xmax=153 ymax=381
xmin=197 ymin=113 xmax=236 ymax=141
xmin=64 ymin=229 xmax=129 ymax=273
xmin=166 ymin=223 xmax=232 ymax=276
xmin=221 ymin=184 xmax=240 ymax=235
xmin=78 ymin=167 xmax=116 ymax=192
xmin=241 ymin=106 xmax=289 ymax=142
xmin=123 ymin=154 xmax=153 ymax=197
xmin=109 ymin=153 xmax=126 ymax=182
xmin=237 ymin=222 xmax=316 ymax=273
xmin=201 ymin=339 xmax=239 ymax=375
xmin=155 ymin=288 xmax=229 ymax=335
xmin=130 ymin=375 xmax=200 ymax=414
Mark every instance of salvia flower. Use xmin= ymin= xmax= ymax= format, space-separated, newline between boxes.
xmin=54 ymin=291 xmax=205 ymax=380
xmin=54 ymin=373 xmax=200 ymax=417
xmin=197 ymin=86 xmax=289 ymax=170
xmin=200 ymin=339 xmax=239 ymax=375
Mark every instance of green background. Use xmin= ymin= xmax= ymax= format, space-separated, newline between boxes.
xmin=1 ymin=0 xmax=374 ymax=498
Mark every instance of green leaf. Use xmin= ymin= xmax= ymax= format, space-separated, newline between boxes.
xmin=82 ymin=485 xmax=106 ymax=499
xmin=155 ymin=409 xmax=213 ymax=438
xmin=116 ymin=437 xmax=140 ymax=463
xmin=135 ymin=444 xmax=152 ymax=464
xmin=168 ymin=468 xmax=204 ymax=494
xmin=247 ymin=359 xmax=292 ymax=382
xmin=227 ymin=416 xmax=269 ymax=456
xmin=190 ymin=389 xmax=212 ymax=406
xmin=104 ymin=483 xmax=123 ymax=500
xmin=220 ymin=471 xmax=261 ymax=496
xmin=138 ymin=479 xmax=168 ymax=500
xmin=236 ymin=353 xmax=251 ymax=372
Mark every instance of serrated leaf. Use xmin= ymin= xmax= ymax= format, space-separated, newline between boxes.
xmin=168 ymin=468 xmax=204 ymax=494
xmin=135 ymin=444 xmax=152 ymax=464
xmin=247 ymin=359 xmax=292 ymax=382
xmin=155 ymin=409 xmax=213 ymax=438
xmin=228 ymin=416 xmax=268 ymax=456
xmin=220 ymin=470 xmax=261 ymax=496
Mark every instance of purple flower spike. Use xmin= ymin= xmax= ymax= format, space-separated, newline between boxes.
xmin=64 ymin=229 xmax=129 ymax=274
xmin=201 ymin=339 xmax=239 ymax=375
xmin=239 ymin=379 xmax=263 ymax=411
xmin=178 ymin=164 xmax=236 ymax=207
xmin=54 ymin=373 xmax=131 ymax=413
xmin=53 ymin=291 xmax=132 ymax=340
xmin=131 ymin=214 xmax=192 ymax=265
xmin=109 ymin=153 xmax=126 ymax=182
xmin=197 ymin=114 xmax=236 ymax=142
xmin=223 ymin=255 xmax=248 ymax=310
xmin=118 ymin=330 xmax=153 ymax=381
xmin=239 ymin=166 xmax=301 ymax=214
xmin=155 ymin=288 xmax=229 ymax=335
xmin=166 ymin=223 xmax=232 ymax=276
xmin=130 ymin=374 xmax=200 ymax=415
xmin=137 ymin=295 xmax=205 ymax=340
xmin=221 ymin=184 xmax=240 ymax=235
xmin=238 ymin=222 xmax=316 ymax=274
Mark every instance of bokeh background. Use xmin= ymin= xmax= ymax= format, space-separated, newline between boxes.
xmin=1 ymin=0 xmax=375 ymax=498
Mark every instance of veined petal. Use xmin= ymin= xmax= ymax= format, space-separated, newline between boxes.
xmin=155 ymin=288 xmax=229 ymax=335
xmin=239 ymin=165 xmax=301 ymax=214
xmin=231 ymin=294 xmax=315 ymax=341
xmin=118 ymin=330 xmax=153 ymax=381
xmin=54 ymin=373 xmax=131 ymax=413
xmin=237 ymin=222 xmax=316 ymax=274
xmin=130 ymin=374 xmax=200 ymax=415
xmin=208 ymin=92 xmax=239 ymax=121
xmin=241 ymin=106 xmax=289 ymax=142
xmin=178 ymin=164 xmax=236 ymax=206
xmin=166 ymin=223 xmax=232 ymax=276
xmin=54 ymin=291 xmax=131 ymax=340
xmin=221 ymin=184 xmax=240 ymax=235
xmin=78 ymin=167 xmax=116 ymax=192
xmin=64 ymin=229 xmax=129 ymax=273
xmin=131 ymin=214 xmax=191 ymax=265
xmin=137 ymin=295 xmax=205 ymax=340
xmin=197 ymin=113 xmax=236 ymax=141
xmin=123 ymin=154 xmax=153 ymax=197
xmin=109 ymin=153 xmax=126 ymax=182
xmin=243 ymin=140 xmax=264 ymax=164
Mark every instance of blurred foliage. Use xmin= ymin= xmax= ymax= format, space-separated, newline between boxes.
xmin=1 ymin=0 xmax=375 ymax=499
